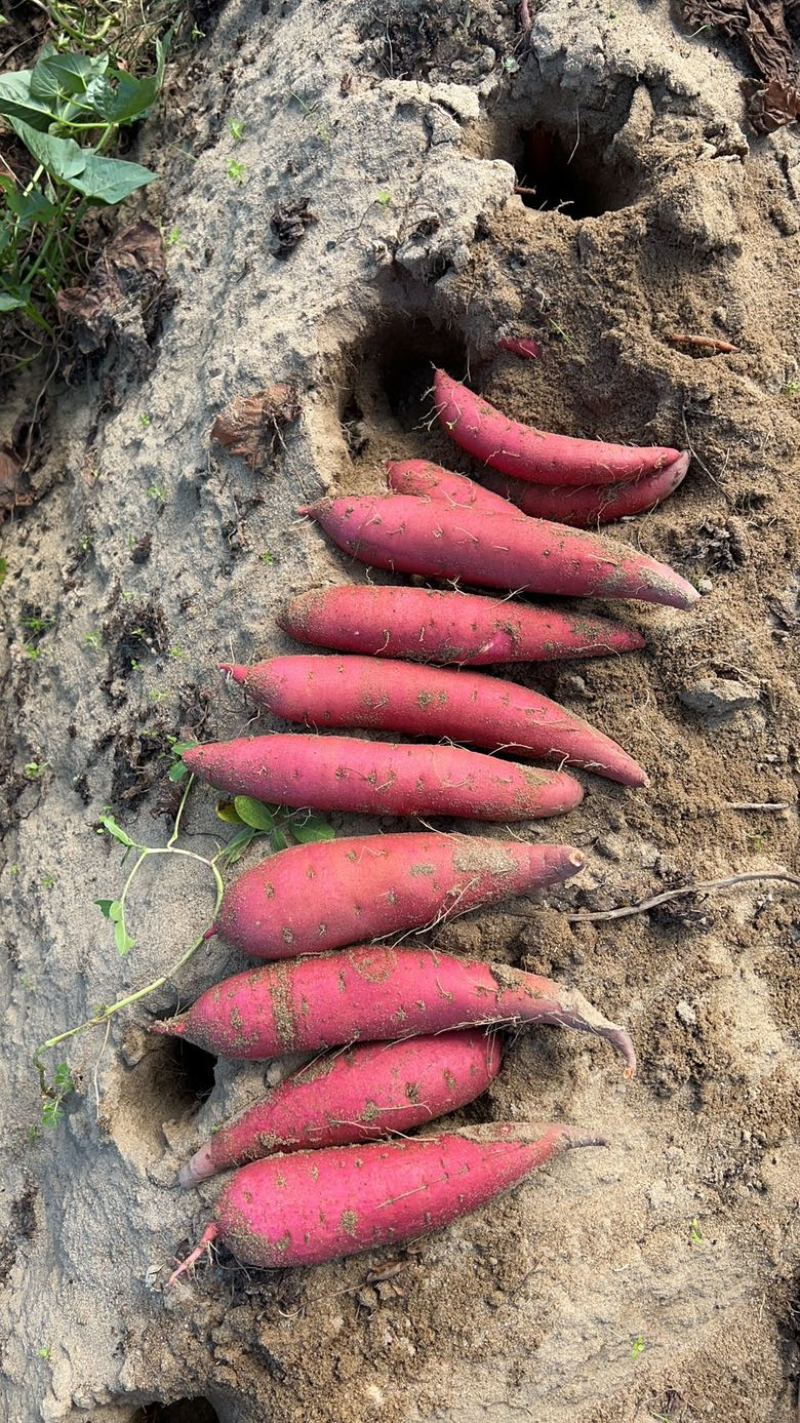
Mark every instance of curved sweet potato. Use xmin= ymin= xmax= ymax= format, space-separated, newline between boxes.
xmin=179 ymin=1030 xmax=502 ymax=1186
xmin=167 ymin=1122 xmax=605 ymax=1281
xmin=434 ymin=368 xmax=681 ymax=486
xmin=222 ymin=654 xmax=647 ymax=786
xmin=184 ymin=733 xmax=583 ymax=822
xmin=280 ymin=585 xmax=645 ymax=665
xmin=207 ymin=831 xmax=584 ymax=959
xmin=301 ymin=493 xmax=698 ymax=609
xmin=482 ymin=453 xmax=690 ymax=527
xmin=152 ymin=942 xmax=636 ymax=1071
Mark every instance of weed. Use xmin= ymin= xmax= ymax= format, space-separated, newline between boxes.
xmin=36 ymin=1346 xmax=51 ymax=1360
xmin=690 ymin=1217 xmax=703 ymax=1244
xmin=83 ymin=629 xmax=102 ymax=648
xmin=165 ymin=224 xmax=181 ymax=247
xmin=783 ymin=380 xmax=799 ymax=396
xmin=147 ymin=482 xmax=166 ymax=501
xmin=24 ymin=760 xmax=49 ymax=779
xmin=0 ymin=36 xmax=167 ymax=345
xmin=227 ymin=158 xmax=247 ymax=185
xmin=140 ymin=413 xmax=153 ymax=429
xmin=376 ymin=191 xmax=392 ymax=207
xmin=261 ymin=550 xmax=274 ymax=565
xmin=229 ymin=119 xmax=245 ymax=142
xmin=0 ymin=555 xmax=7 ymax=587
xmin=631 ymin=1334 xmax=646 ymax=1361
xmin=24 ymin=644 xmax=44 ymax=660
xmin=41 ymin=874 xmax=56 ymax=890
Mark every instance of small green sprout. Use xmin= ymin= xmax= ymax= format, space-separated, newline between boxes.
xmin=84 ymin=630 xmax=103 ymax=649
xmin=41 ymin=875 xmax=56 ymax=890
xmin=229 ymin=119 xmax=246 ymax=142
xmin=37 ymin=1347 xmax=51 ymax=1361
xmin=631 ymin=1334 xmax=646 ymax=1361
xmin=261 ymin=550 xmax=274 ymax=565
xmin=165 ymin=226 xmax=182 ymax=248
xmin=227 ymin=159 xmax=248 ymax=185
xmin=24 ymin=760 xmax=49 ymax=780
xmin=376 ymin=191 xmax=392 ymax=207
xmin=690 ymin=1217 xmax=703 ymax=1245
xmin=147 ymin=484 xmax=167 ymax=502
xmin=140 ymin=413 xmax=152 ymax=429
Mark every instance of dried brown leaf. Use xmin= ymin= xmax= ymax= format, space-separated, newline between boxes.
xmin=211 ymin=385 xmax=301 ymax=470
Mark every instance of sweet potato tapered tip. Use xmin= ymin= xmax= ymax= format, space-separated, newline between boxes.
xmin=219 ymin=663 xmax=249 ymax=683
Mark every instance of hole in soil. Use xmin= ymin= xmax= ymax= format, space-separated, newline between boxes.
xmin=513 ymin=123 xmax=640 ymax=218
xmin=337 ymin=314 xmax=469 ymax=462
xmin=155 ymin=1033 xmax=217 ymax=1114
xmin=132 ymin=1400 xmax=220 ymax=1423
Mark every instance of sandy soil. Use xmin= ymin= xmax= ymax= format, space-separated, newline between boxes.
xmin=1 ymin=1 xmax=799 ymax=1420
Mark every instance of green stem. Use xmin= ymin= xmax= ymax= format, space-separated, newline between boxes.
xmin=34 ymin=858 xmax=225 ymax=1063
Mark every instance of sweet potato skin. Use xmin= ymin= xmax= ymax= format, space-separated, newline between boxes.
xmin=151 ymin=943 xmax=637 ymax=1073
xmin=214 ymin=1123 xmax=600 ymax=1268
xmin=210 ymin=831 xmax=584 ymax=959
xmin=302 ymin=493 xmax=699 ymax=610
xmin=179 ymin=1030 xmax=502 ymax=1186
xmin=184 ymin=733 xmax=584 ymax=822
xmin=387 ymin=458 xmax=513 ymax=514
xmin=280 ymin=585 xmax=646 ymax=664
xmin=223 ymin=654 xmax=647 ymax=786
xmin=434 ymin=368 xmax=681 ymax=485
xmin=482 ymin=453 xmax=690 ymax=527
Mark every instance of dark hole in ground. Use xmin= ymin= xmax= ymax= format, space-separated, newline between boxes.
xmin=338 ymin=314 xmax=469 ymax=458
xmin=127 ymin=1026 xmax=217 ymax=1128
xmin=513 ymin=124 xmax=641 ymax=219
xmin=164 ymin=1036 xmax=217 ymax=1113
xmin=132 ymin=1400 xmax=220 ymax=1423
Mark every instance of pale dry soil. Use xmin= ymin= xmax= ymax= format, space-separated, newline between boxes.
xmin=1 ymin=1 xmax=799 ymax=1420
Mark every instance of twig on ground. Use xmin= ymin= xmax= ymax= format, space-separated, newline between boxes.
xmin=566 ymin=870 xmax=800 ymax=924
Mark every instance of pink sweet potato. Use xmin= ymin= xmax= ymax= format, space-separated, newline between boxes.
xmin=387 ymin=458 xmax=514 ymax=514
xmin=179 ymin=1030 xmax=502 ymax=1187
xmin=184 ymin=733 xmax=583 ymax=822
xmin=498 ymin=337 xmax=542 ymax=360
xmin=207 ymin=831 xmax=584 ymax=959
xmin=152 ymin=942 xmax=636 ymax=1070
xmin=281 ymin=585 xmax=645 ymax=665
xmin=222 ymin=654 xmax=647 ymax=786
xmin=482 ymin=452 xmax=690 ymax=527
xmin=301 ymin=493 xmax=698 ymax=609
xmin=434 ymin=368 xmax=681 ymax=486
xmin=167 ymin=1122 xmax=605 ymax=1280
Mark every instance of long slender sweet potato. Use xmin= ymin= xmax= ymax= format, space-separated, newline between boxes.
xmin=222 ymin=654 xmax=647 ymax=786
xmin=434 ymin=368 xmax=681 ymax=485
xmin=179 ymin=1030 xmax=502 ymax=1187
xmin=301 ymin=493 xmax=698 ymax=609
xmin=207 ymin=831 xmax=584 ymax=959
xmin=167 ymin=1122 xmax=605 ymax=1281
xmin=280 ymin=586 xmax=646 ymax=665
xmin=387 ymin=458 xmax=513 ymax=513
xmin=184 ymin=733 xmax=583 ymax=822
xmin=152 ymin=942 xmax=636 ymax=1070
xmin=482 ymin=453 xmax=690 ymax=527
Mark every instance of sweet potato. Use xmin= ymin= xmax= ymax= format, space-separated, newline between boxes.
xmin=387 ymin=458 xmax=513 ymax=513
xmin=152 ymin=942 xmax=636 ymax=1070
xmin=434 ymin=368 xmax=681 ymax=486
xmin=207 ymin=831 xmax=584 ymax=959
xmin=167 ymin=1122 xmax=605 ymax=1281
xmin=179 ymin=1030 xmax=502 ymax=1187
xmin=222 ymin=654 xmax=647 ymax=786
xmin=301 ymin=493 xmax=699 ymax=610
xmin=281 ymin=585 xmax=645 ymax=665
xmin=482 ymin=452 xmax=690 ymax=527
xmin=498 ymin=337 xmax=542 ymax=360
xmin=184 ymin=733 xmax=583 ymax=822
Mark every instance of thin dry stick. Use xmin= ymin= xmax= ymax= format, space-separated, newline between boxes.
xmin=566 ymin=870 xmax=800 ymax=924
xmin=728 ymin=802 xmax=790 ymax=812
xmin=667 ymin=333 xmax=740 ymax=355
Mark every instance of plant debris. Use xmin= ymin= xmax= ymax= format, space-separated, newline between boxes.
xmin=683 ymin=0 xmax=800 ymax=131
xmin=0 ymin=445 xmax=30 ymax=518
xmin=56 ymin=220 xmax=170 ymax=373
xmin=211 ymin=384 xmax=301 ymax=470
xmin=269 ymin=197 xmax=317 ymax=257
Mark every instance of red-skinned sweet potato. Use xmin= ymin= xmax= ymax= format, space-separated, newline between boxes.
xmin=280 ymin=585 xmax=645 ymax=665
xmin=167 ymin=1122 xmax=605 ymax=1282
xmin=179 ymin=1030 xmax=502 ymax=1187
xmin=434 ymin=368 xmax=681 ymax=486
xmin=301 ymin=493 xmax=698 ymax=609
xmin=184 ymin=733 xmax=583 ymax=822
xmin=206 ymin=831 xmax=584 ymax=959
xmin=151 ymin=943 xmax=636 ymax=1071
xmin=482 ymin=453 xmax=690 ymax=527
xmin=222 ymin=654 xmax=647 ymax=786
xmin=387 ymin=458 xmax=513 ymax=513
